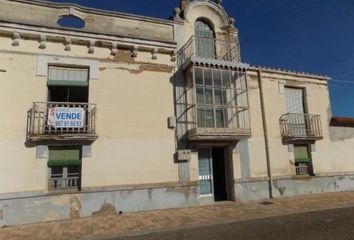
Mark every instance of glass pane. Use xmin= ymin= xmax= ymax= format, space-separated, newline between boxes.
xmin=197 ymin=108 xmax=205 ymax=127
xmin=204 ymin=69 xmax=212 ymax=86
xmin=198 ymin=149 xmax=213 ymax=196
xmin=205 ymin=108 xmax=214 ymax=127
xmin=213 ymin=70 xmax=222 ymax=87
xmin=67 ymin=165 xmax=80 ymax=177
xmin=215 ymin=108 xmax=225 ymax=128
xmin=214 ymin=89 xmax=225 ymax=105
xmin=205 ymin=88 xmax=213 ymax=104
xmin=51 ymin=166 xmax=63 ymax=178
xmin=196 ymin=87 xmax=204 ymax=104
xmin=222 ymin=71 xmax=231 ymax=87
xmin=195 ymin=68 xmax=203 ymax=85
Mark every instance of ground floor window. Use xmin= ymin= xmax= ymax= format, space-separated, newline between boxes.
xmin=294 ymin=144 xmax=313 ymax=176
xmin=48 ymin=146 xmax=81 ymax=191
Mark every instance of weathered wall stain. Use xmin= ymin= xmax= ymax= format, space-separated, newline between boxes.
xmin=148 ymin=188 xmax=153 ymax=200
xmin=100 ymin=63 xmax=173 ymax=75
xmin=92 ymin=202 xmax=117 ymax=217
xmin=69 ymin=196 xmax=81 ymax=219
xmin=273 ymin=181 xmax=286 ymax=196
xmin=329 ymin=126 xmax=354 ymax=142
xmin=114 ymin=49 xmax=135 ymax=61
xmin=0 ymin=208 xmax=4 ymax=220
xmin=166 ymin=186 xmax=197 ymax=200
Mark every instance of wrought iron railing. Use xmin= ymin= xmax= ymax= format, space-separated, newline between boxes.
xmin=295 ymin=164 xmax=310 ymax=176
xmin=178 ymin=35 xmax=241 ymax=66
xmin=279 ymin=113 xmax=322 ymax=140
xmin=48 ymin=177 xmax=80 ymax=190
xmin=27 ymin=102 xmax=97 ymax=140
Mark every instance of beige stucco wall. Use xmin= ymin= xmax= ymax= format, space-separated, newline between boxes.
xmin=329 ymin=126 xmax=354 ymax=173
xmin=246 ymin=70 xmax=334 ymax=179
xmin=0 ymin=34 xmax=178 ymax=194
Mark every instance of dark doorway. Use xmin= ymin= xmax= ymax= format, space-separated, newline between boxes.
xmin=212 ymin=148 xmax=228 ymax=201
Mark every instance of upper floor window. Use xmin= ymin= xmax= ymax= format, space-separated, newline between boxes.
xmin=195 ymin=20 xmax=215 ymax=59
xmin=285 ymin=87 xmax=306 ymax=114
xmin=48 ymin=66 xmax=89 ymax=103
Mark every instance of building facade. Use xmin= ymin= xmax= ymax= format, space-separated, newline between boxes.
xmin=0 ymin=0 xmax=353 ymax=226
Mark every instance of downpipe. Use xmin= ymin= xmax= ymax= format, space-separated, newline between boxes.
xmin=257 ymin=69 xmax=273 ymax=199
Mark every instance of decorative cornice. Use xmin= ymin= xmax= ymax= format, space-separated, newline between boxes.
xmin=0 ymin=25 xmax=177 ymax=62
xmin=183 ymin=0 xmax=230 ymax=26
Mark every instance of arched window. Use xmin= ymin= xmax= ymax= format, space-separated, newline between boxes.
xmin=195 ymin=20 xmax=215 ymax=59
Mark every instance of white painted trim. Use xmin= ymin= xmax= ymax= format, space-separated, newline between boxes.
xmin=37 ymin=55 xmax=99 ymax=80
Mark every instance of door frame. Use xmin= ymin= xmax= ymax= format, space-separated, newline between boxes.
xmin=197 ymin=145 xmax=235 ymax=202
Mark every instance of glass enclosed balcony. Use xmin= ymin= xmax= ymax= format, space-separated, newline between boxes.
xmin=185 ymin=66 xmax=251 ymax=141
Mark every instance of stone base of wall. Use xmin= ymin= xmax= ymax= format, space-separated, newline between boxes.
xmin=234 ymin=180 xmax=270 ymax=201
xmin=272 ymin=174 xmax=354 ymax=198
xmin=0 ymin=184 xmax=199 ymax=227
xmin=234 ymin=174 xmax=354 ymax=201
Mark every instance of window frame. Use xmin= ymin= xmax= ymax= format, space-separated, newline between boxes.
xmin=293 ymin=144 xmax=314 ymax=176
xmin=191 ymin=66 xmax=249 ymax=129
xmin=47 ymin=146 xmax=82 ymax=192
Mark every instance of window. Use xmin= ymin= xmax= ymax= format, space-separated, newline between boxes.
xmin=48 ymin=146 xmax=81 ymax=191
xmin=284 ymin=87 xmax=308 ymax=137
xmin=48 ymin=66 xmax=89 ymax=103
xmin=193 ymin=67 xmax=249 ymax=129
xmin=195 ymin=20 xmax=215 ymax=59
xmin=294 ymin=145 xmax=313 ymax=176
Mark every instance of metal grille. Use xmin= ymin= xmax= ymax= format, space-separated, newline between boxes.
xmin=198 ymin=149 xmax=213 ymax=196
xmin=295 ymin=164 xmax=310 ymax=176
xmin=26 ymin=102 xmax=97 ymax=140
xmin=279 ymin=113 xmax=322 ymax=139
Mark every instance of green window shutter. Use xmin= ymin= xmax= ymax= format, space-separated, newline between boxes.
xmin=48 ymin=147 xmax=81 ymax=167
xmin=294 ymin=145 xmax=310 ymax=163
xmin=65 ymin=149 xmax=80 ymax=161
xmin=48 ymin=67 xmax=89 ymax=87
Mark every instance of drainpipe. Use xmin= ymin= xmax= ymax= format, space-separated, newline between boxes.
xmin=257 ymin=69 xmax=273 ymax=199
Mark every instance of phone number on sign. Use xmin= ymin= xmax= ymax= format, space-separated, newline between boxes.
xmin=55 ymin=121 xmax=83 ymax=128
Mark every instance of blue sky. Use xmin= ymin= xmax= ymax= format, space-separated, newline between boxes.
xmin=50 ymin=0 xmax=354 ymax=117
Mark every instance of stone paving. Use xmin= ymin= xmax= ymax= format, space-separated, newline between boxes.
xmin=1 ymin=192 xmax=354 ymax=240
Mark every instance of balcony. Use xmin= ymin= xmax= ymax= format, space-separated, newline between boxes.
xmin=184 ymin=66 xmax=251 ymax=142
xmin=178 ymin=35 xmax=247 ymax=69
xmin=279 ymin=113 xmax=323 ymax=141
xmin=27 ymin=102 xmax=97 ymax=142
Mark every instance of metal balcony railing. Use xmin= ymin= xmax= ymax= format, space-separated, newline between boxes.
xmin=178 ymin=35 xmax=241 ymax=67
xmin=279 ymin=113 xmax=323 ymax=140
xmin=27 ymin=102 xmax=97 ymax=141
xmin=48 ymin=177 xmax=80 ymax=190
xmin=295 ymin=164 xmax=310 ymax=176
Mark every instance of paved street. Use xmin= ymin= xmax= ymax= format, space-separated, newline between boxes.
xmin=1 ymin=192 xmax=354 ymax=240
xmin=115 ymin=207 xmax=354 ymax=240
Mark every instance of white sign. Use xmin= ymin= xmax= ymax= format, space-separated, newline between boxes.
xmin=48 ymin=107 xmax=85 ymax=128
